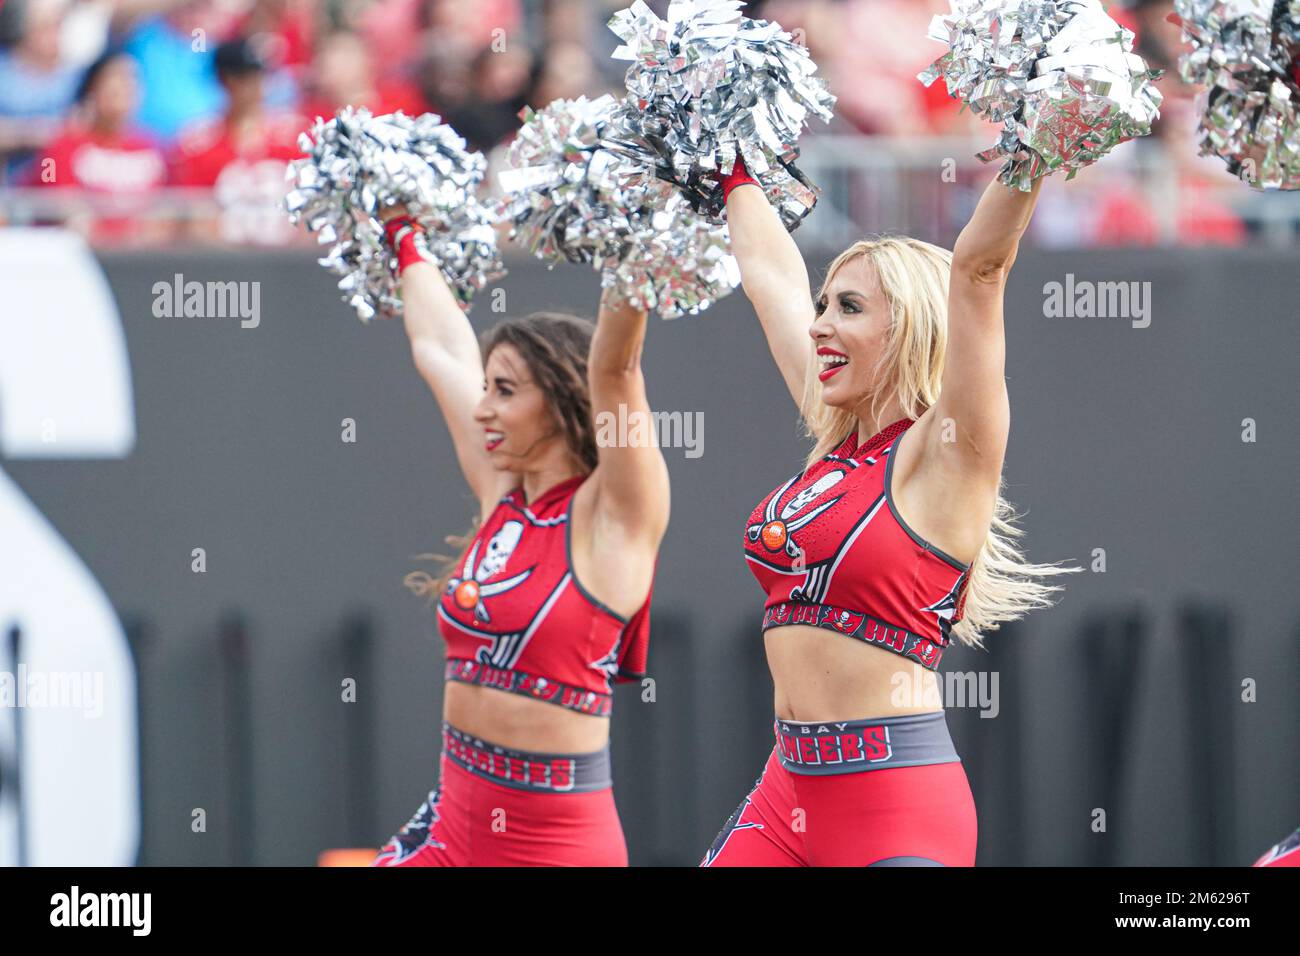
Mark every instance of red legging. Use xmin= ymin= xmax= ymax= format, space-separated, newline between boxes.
xmin=372 ymin=755 xmax=628 ymax=867
xmin=702 ymin=747 xmax=977 ymax=866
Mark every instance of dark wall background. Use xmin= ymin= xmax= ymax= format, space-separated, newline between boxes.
xmin=6 ymin=245 xmax=1299 ymax=866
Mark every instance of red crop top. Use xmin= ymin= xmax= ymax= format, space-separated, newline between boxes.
xmin=743 ymin=418 xmax=970 ymax=670
xmin=437 ymin=474 xmax=653 ymax=716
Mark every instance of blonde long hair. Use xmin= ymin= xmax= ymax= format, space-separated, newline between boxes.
xmin=800 ymin=236 xmax=1077 ymax=649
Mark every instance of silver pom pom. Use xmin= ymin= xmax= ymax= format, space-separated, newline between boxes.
xmin=919 ymin=0 xmax=1164 ymax=190
xmin=604 ymin=197 xmax=741 ymax=319
xmin=284 ymin=107 xmax=506 ymax=322
xmin=1172 ymin=0 xmax=1300 ymax=190
xmin=603 ymin=0 xmax=835 ymax=228
xmin=497 ymin=95 xmax=740 ymax=319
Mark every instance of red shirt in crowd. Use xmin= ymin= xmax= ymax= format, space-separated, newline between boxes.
xmin=170 ymin=112 xmax=307 ymax=244
xmin=35 ymin=126 xmax=167 ymax=191
xmin=31 ymin=124 xmax=168 ymax=243
xmin=1091 ymin=182 xmax=1247 ymax=246
xmin=300 ymin=81 xmax=427 ymax=123
xmin=170 ymin=112 xmax=304 ymax=186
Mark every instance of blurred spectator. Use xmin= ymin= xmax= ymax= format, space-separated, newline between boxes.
xmin=59 ymin=0 xmax=116 ymax=69
xmin=529 ymin=39 xmax=607 ymax=107
xmin=227 ymin=0 xmax=317 ymax=111
xmin=231 ymin=0 xmax=313 ymax=72
xmin=0 ymin=0 xmax=83 ymax=182
xmin=120 ymin=0 xmax=235 ymax=143
xmin=357 ymin=0 xmax=522 ymax=82
xmin=767 ymin=0 xmax=966 ymax=136
xmin=1128 ymin=0 xmax=1186 ymax=81
xmin=171 ymin=36 xmax=304 ymax=244
xmin=30 ymin=47 xmax=170 ymax=245
xmin=1031 ymin=95 xmax=1246 ymax=247
xmin=301 ymin=29 xmax=425 ymax=120
xmin=415 ymin=33 xmax=475 ymax=117
xmin=445 ymin=41 xmax=535 ymax=152
xmin=1089 ymin=96 xmax=1246 ymax=246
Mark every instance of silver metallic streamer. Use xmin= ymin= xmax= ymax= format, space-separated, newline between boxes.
xmin=496 ymin=95 xmax=740 ymax=319
xmin=1172 ymin=0 xmax=1300 ymax=189
xmin=603 ymin=0 xmax=835 ymax=228
xmin=919 ymin=0 xmax=1164 ymax=190
xmin=284 ymin=107 xmax=505 ymax=322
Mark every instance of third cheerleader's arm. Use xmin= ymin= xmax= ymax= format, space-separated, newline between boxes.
xmin=383 ymin=209 xmax=504 ymax=518
xmin=723 ymin=158 xmax=816 ymax=406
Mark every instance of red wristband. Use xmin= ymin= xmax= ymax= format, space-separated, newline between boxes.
xmin=383 ymin=215 xmax=425 ymax=274
xmin=720 ymin=155 xmax=760 ymax=201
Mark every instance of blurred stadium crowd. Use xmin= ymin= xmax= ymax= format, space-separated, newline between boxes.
xmin=0 ymin=0 xmax=1293 ymax=248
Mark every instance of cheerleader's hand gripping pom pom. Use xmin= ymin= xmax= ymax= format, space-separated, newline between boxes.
xmin=919 ymin=0 xmax=1164 ymax=191
xmin=382 ymin=215 xmax=429 ymax=276
xmin=720 ymin=156 xmax=761 ymax=201
xmin=496 ymin=95 xmax=741 ymax=319
xmin=284 ymin=107 xmax=506 ymax=323
xmin=1170 ymin=0 xmax=1300 ymax=190
xmin=602 ymin=0 xmax=836 ymax=229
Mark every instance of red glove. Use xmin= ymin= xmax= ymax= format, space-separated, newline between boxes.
xmin=720 ymin=155 xmax=760 ymax=201
xmin=382 ymin=215 xmax=426 ymax=274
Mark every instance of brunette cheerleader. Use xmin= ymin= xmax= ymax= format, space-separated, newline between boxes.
xmin=371 ymin=211 xmax=668 ymax=866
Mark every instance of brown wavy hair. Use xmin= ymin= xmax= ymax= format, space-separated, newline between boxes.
xmin=405 ymin=311 xmax=598 ymax=600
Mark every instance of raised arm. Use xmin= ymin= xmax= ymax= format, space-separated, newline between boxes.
xmin=889 ymin=176 xmax=1044 ymax=565
xmin=926 ymin=176 xmax=1045 ymax=482
xmin=583 ymin=289 xmax=670 ymax=547
xmin=383 ymin=213 xmax=505 ymax=516
xmin=724 ymin=162 xmax=816 ymax=404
